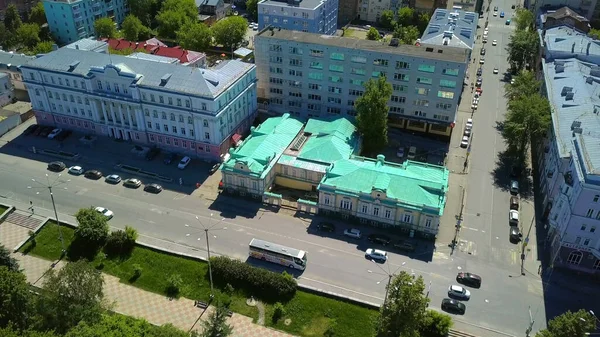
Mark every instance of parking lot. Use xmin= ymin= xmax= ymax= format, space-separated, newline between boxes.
xmin=385 ymin=129 xmax=450 ymax=166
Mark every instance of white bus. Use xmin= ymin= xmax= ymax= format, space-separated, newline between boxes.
xmin=249 ymin=238 xmax=307 ymax=270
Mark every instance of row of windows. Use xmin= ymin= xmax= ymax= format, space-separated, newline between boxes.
xmin=262 ymin=8 xmax=310 ymax=18
xmin=263 ymin=17 xmax=310 ymax=27
xmin=143 ymin=109 xmax=196 ymax=125
xmin=148 ymin=134 xmax=207 ymax=151
xmin=146 ymin=123 xmax=203 ymax=138
xmin=141 ymin=92 xmax=193 ymax=108
xmin=35 ymin=73 xmax=87 ymax=90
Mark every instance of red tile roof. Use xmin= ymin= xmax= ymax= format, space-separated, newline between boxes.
xmin=102 ymin=38 xmax=205 ymax=65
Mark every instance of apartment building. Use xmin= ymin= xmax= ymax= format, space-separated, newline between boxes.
xmin=43 ymin=0 xmax=128 ymax=45
xmin=337 ymin=0 xmax=359 ymax=25
xmin=255 ymin=28 xmax=469 ymax=138
xmin=21 ymin=45 xmax=257 ymax=161
xmin=420 ymin=9 xmax=478 ymax=57
xmin=258 ymin=0 xmax=338 ymax=35
xmin=540 ymin=6 xmax=591 ymax=33
xmin=0 ymin=73 xmax=14 ymax=107
xmin=0 ymin=51 xmax=36 ymax=101
xmin=537 ymin=25 xmax=600 ymax=275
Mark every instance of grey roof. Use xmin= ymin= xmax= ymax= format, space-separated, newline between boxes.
xmin=420 ymin=9 xmax=478 ymax=50
xmin=21 ymin=47 xmax=254 ymax=98
xmin=0 ymin=51 xmax=36 ymax=71
xmin=543 ymin=57 xmax=600 ymax=179
xmin=256 ymin=28 xmax=469 ymax=63
xmin=126 ymin=52 xmax=179 ymax=64
xmin=543 ymin=26 xmax=600 ymax=58
xmin=64 ymin=38 xmax=108 ymax=52
xmin=544 ymin=6 xmax=589 ymax=23
xmin=259 ymin=0 xmax=323 ymax=10
xmin=195 ymin=0 xmax=221 ymax=7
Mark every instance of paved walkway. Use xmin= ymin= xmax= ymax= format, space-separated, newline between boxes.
xmin=0 ymin=207 xmax=294 ymax=337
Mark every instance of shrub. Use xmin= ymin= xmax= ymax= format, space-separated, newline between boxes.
xmin=28 ymin=230 xmax=37 ymax=248
xmin=210 ymin=256 xmax=297 ymax=301
xmin=224 ymin=283 xmax=234 ymax=295
xmin=166 ymin=274 xmax=183 ymax=297
xmin=420 ymin=310 xmax=453 ymax=337
xmin=133 ymin=264 xmax=143 ymax=278
xmin=74 ymin=208 xmax=109 ymax=254
xmin=104 ymin=226 xmax=137 ymax=257
xmin=272 ymin=302 xmax=286 ymax=323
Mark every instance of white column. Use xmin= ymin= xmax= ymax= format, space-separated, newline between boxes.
xmin=127 ymin=109 xmax=134 ymax=127
xmin=109 ymin=102 xmax=117 ymax=123
xmin=101 ymin=102 xmax=109 ymax=123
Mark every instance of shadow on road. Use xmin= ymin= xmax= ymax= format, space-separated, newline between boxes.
xmin=491 ymin=148 xmax=534 ymax=199
xmin=207 ymin=192 xmax=262 ymax=219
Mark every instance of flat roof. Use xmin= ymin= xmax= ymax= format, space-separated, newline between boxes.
xmin=256 ymin=28 xmax=469 ymax=63
xmin=259 ymin=0 xmax=323 ymax=10
xmin=420 ymin=9 xmax=478 ymax=50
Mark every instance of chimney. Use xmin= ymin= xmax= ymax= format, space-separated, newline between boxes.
xmin=587 ymin=42 xmax=591 ymax=55
xmin=376 ymin=154 xmax=385 ymax=166
xmin=572 ymin=42 xmax=576 ymax=53
xmin=75 ymin=44 xmax=79 ymax=50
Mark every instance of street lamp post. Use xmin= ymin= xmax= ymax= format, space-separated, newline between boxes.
xmin=27 ymin=173 xmax=69 ymax=256
xmin=367 ymin=261 xmax=406 ymax=305
xmin=185 ymin=213 xmax=227 ymax=299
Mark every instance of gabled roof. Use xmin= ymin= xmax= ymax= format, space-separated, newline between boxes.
xmin=0 ymin=51 xmax=36 ymax=72
xmin=420 ymin=8 xmax=479 ymax=50
xmin=319 ymin=155 xmax=449 ymax=214
xmin=544 ymin=6 xmax=589 ymax=23
xmin=103 ymin=38 xmax=205 ymax=65
xmin=297 ymin=118 xmax=357 ymax=163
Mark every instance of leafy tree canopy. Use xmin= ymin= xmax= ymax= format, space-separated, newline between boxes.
xmin=507 ymin=29 xmax=538 ymax=72
xmin=246 ymin=0 xmax=258 ymax=22
xmin=161 ymin=0 xmax=198 ymax=21
xmin=590 ymin=28 xmax=600 ymax=40
xmin=0 ymin=267 xmax=34 ymax=330
xmin=177 ymin=22 xmax=212 ymax=51
xmin=17 ymin=23 xmax=41 ymax=49
xmin=355 ymin=76 xmax=392 ymax=155
xmin=122 ymin=14 xmax=150 ymax=41
xmin=94 ymin=18 xmax=117 ymax=38
xmin=126 ymin=0 xmax=159 ymax=27
xmin=74 ymin=207 xmax=110 ymax=246
xmin=514 ymin=8 xmax=534 ymax=31
xmin=505 ymin=70 xmax=540 ymax=101
xmin=366 ymin=27 xmax=380 ymax=40
xmin=157 ymin=10 xmax=192 ymax=39
xmin=392 ymin=25 xmax=420 ymax=45
xmin=200 ymin=303 xmax=233 ymax=337
xmin=28 ymin=2 xmax=47 ymax=26
xmin=211 ymin=16 xmax=248 ymax=48
xmin=536 ymin=310 xmax=596 ymax=337
xmin=0 ymin=244 xmax=19 ymax=272
xmin=4 ymin=4 xmax=22 ymax=32
xmin=0 ymin=326 xmax=58 ymax=337
xmin=397 ymin=7 xmax=414 ymax=26
xmin=379 ymin=10 xmax=395 ymax=30
xmin=30 ymin=41 xmax=55 ymax=55
xmin=65 ymin=313 xmax=192 ymax=337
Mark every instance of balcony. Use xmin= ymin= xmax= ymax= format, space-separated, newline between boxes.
xmin=564 ymin=171 xmax=574 ymax=186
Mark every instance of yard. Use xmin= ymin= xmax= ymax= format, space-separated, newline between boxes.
xmin=20 ymin=221 xmax=378 ymax=337
xmin=0 ymin=205 xmax=8 ymax=215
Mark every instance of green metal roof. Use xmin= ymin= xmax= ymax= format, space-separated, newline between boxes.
xmin=319 ymin=155 xmax=449 ymax=215
xmin=221 ymin=114 xmax=304 ymax=177
xmin=297 ymin=118 xmax=358 ymax=164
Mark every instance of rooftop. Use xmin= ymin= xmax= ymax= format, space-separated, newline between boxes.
xmin=222 ymin=114 xmax=304 ymax=177
xmin=65 ymin=38 xmax=108 ymax=52
xmin=543 ymin=6 xmax=589 ymax=24
xmin=22 ymin=47 xmax=253 ymax=98
xmin=420 ymin=9 xmax=479 ymax=50
xmin=256 ymin=27 xmax=469 ymax=63
xmin=258 ymin=0 xmax=324 ymax=10
xmin=0 ymin=51 xmax=36 ymax=71
xmin=103 ymin=38 xmax=206 ymax=65
xmin=319 ymin=155 xmax=449 ymax=214
xmin=543 ymin=26 xmax=600 ymax=60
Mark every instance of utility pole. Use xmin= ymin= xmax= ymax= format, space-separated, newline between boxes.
xmin=525 ymin=306 xmax=534 ymax=337
xmin=452 ymin=186 xmax=465 ymax=255
xmin=521 ymin=216 xmax=535 ymax=275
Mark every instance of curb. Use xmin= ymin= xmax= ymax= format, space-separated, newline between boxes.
xmin=114 ymin=164 xmax=173 ymax=183
xmin=34 ymin=148 xmax=81 ymax=160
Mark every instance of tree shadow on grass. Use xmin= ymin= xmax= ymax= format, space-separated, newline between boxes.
xmin=66 ymin=238 xmax=102 ymax=261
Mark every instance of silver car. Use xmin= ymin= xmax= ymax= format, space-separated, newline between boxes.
xmin=105 ymin=174 xmax=122 ymax=184
xmin=448 ymin=285 xmax=471 ymax=300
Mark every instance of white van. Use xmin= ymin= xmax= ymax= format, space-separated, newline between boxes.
xmin=407 ymin=146 xmax=417 ymax=159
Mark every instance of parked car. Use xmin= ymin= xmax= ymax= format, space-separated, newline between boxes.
xmin=479 ymin=56 xmax=485 ymax=64
xmin=492 ymin=39 xmax=497 ymax=46
xmin=23 ymin=125 xmax=39 ymax=135
xmin=441 ymin=298 xmax=466 ymax=314
xmin=123 ymin=178 xmax=142 ymax=188
xmin=510 ymin=180 xmax=519 ymax=195
xmin=493 ymin=68 xmax=499 ymax=74
xmin=343 ymin=228 xmax=362 ymax=239
xmin=476 ymin=68 xmax=482 ymax=76
xmin=47 ymin=128 xmax=63 ymax=139
xmin=55 ymin=130 xmax=72 ymax=141
xmin=105 ymin=174 xmax=122 ymax=184
xmin=392 ymin=240 xmax=416 ymax=252
xmin=448 ymin=285 xmax=471 ymax=300
xmin=510 ymin=196 xmax=519 ymax=210
xmin=39 ymin=126 xmax=53 ymax=137
xmin=500 ymin=11 xmax=505 ymax=17
xmin=466 ymin=118 xmax=473 ymax=130
xmin=316 ymin=222 xmax=336 ymax=233
xmin=164 ymin=152 xmax=176 ymax=165
xmin=396 ymin=147 xmax=405 ymax=158
xmin=209 ymin=163 xmax=221 ymax=174
xmin=68 ymin=166 xmax=84 ymax=175
xmin=365 ymin=248 xmax=388 ymax=262
xmin=456 ymin=272 xmax=482 ymax=288
xmin=509 ymin=210 xmax=519 ymax=225
xmin=146 ymin=147 xmax=160 ymax=161
xmin=480 ymin=48 xmax=486 ymax=56
xmin=460 ymin=136 xmax=469 ymax=148
xmin=144 ymin=183 xmax=163 ymax=193
xmin=84 ymin=170 xmax=103 ymax=179
xmin=505 ymin=19 xmax=511 ymax=25
xmin=47 ymin=161 xmax=66 ymax=172
xmin=178 ymin=156 xmax=191 ymax=169
xmin=407 ymin=146 xmax=417 ymax=160
xmin=95 ymin=206 xmax=114 ymax=219
xmin=368 ymin=233 xmax=392 ymax=246
xmin=510 ymin=226 xmax=522 ymax=243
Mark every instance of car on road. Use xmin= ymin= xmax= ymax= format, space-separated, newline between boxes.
xmin=55 ymin=130 xmax=72 ymax=141
xmin=509 ymin=210 xmax=520 ymax=225
xmin=510 ymin=196 xmax=519 ymax=210
xmin=510 ymin=180 xmax=520 ymax=195
xmin=500 ymin=11 xmax=505 ymax=17
xmin=23 ymin=125 xmax=39 ymax=135
xmin=506 ymin=19 xmax=511 ymax=25
xmin=392 ymin=240 xmax=416 ymax=252
xmin=493 ymin=11 xmax=497 ymax=16
xmin=123 ymin=178 xmax=142 ymax=188
xmin=493 ymin=68 xmax=499 ymax=74
xmin=47 ymin=128 xmax=62 ymax=139
xmin=493 ymin=6 xmax=498 ymax=11
xmin=178 ymin=156 xmax=191 ymax=169
xmin=476 ymin=68 xmax=482 ymax=76
xmin=105 ymin=174 xmax=122 ymax=184
xmin=144 ymin=183 xmax=163 ymax=193
xmin=448 ymin=285 xmax=471 ymax=300
xmin=456 ymin=272 xmax=482 ymax=288
xmin=510 ymin=226 xmax=522 ymax=243
xmin=479 ymin=57 xmax=485 ymax=64
xmin=163 ymin=152 xmax=176 ymax=164
xmin=441 ymin=298 xmax=466 ymax=314
xmin=209 ymin=163 xmax=221 ymax=174
xmin=84 ymin=170 xmax=103 ymax=179
xmin=460 ymin=136 xmax=469 ymax=148
xmin=316 ymin=222 xmax=336 ymax=233
xmin=95 ymin=206 xmax=114 ymax=219
xmin=343 ymin=228 xmax=362 ymax=239
xmin=466 ymin=118 xmax=473 ymax=130
xmin=464 ymin=128 xmax=471 ymax=137
xmin=368 ymin=233 xmax=392 ymax=245
xmin=68 ymin=166 xmax=84 ymax=175
xmin=492 ymin=39 xmax=497 ymax=46
xmin=365 ymin=248 xmax=388 ymax=262
xmin=480 ymin=48 xmax=485 ymax=56
xmin=145 ymin=147 xmax=160 ymax=161
xmin=39 ymin=126 xmax=53 ymax=137
xmin=47 ymin=161 xmax=66 ymax=172
xmin=396 ymin=147 xmax=405 ymax=158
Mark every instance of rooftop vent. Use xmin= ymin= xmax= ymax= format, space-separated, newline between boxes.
xmin=291 ymin=132 xmax=310 ymax=151
xmin=587 ymin=77 xmax=594 ymax=84
xmin=427 ymin=24 xmax=441 ymax=34
xmin=561 ymin=86 xmax=573 ymax=96
xmin=555 ymin=65 xmax=565 ymax=73
xmin=571 ymin=121 xmax=581 ymax=130
xmin=464 ymin=13 xmax=475 ymax=23
xmin=460 ymin=28 xmax=472 ymax=39
xmin=160 ymin=73 xmax=172 ymax=86
xmin=443 ymin=31 xmax=453 ymax=38
xmin=565 ymin=92 xmax=574 ymax=100
xmin=68 ymin=60 xmax=80 ymax=72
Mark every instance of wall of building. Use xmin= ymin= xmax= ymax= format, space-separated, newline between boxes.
xmin=0 ymin=113 xmax=20 ymax=136
xmin=337 ymin=0 xmax=359 ymax=25
xmin=258 ymin=0 xmax=338 ymax=35
xmin=357 ymin=0 xmax=391 ymax=22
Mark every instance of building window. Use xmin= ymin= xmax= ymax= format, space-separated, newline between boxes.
xmin=567 ymin=251 xmax=583 ymax=264
xmin=324 ymin=195 xmax=330 ymax=205
xmin=190 ymin=129 xmax=194 ymax=137
xmin=403 ymin=213 xmax=412 ymax=223
xmin=362 ymin=205 xmax=368 ymax=213
xmin=595 ymin=210 xmax=600 ymax=219
xmin=581 ymin=224 xmax=587 ymax=231
xmin=201 ymin=103 xmax=207 ymax=110
xmin=418 ymin=64 xmax=435 ymax=73
xmin=203 ymin=119 xmax=209 ymax=127
xmin=168 ymin=97 xmax=173 ymax=105
xmin=155 ymin=123 xmax=160 ymax=129
xmin=595 ymin=195 xmax=600 ymax=202
xmin=188 ymin=116 xmax=193 ymax=124
xmin=330 ymin=52 xmax=344 ymax=61
xmin=440 ymin=79 xmax=457 ymax=88
xmin=163 ymin=124 xmax=168 ymax=131
xmin=594 ymin=259 xmax=600 ymax=269
xmin=373 ymin=207 xmax=380 ymax=216
xmin=591 ymin=226 xmax=596 ymax=233
xmin=443 ymin=68 xmax=459 ymax=76
xmin=162 ymin=112 xmax=167 ymax=120
xmin=185 ymin=100 xmax=191 ymax=108
xmin=170 ymin=113 xmax=175 ymax=121
xmin=587 ymin=209 xmax=594 ymax=217
xmin=205 ymin=132 xmax=210 ymax=140
xmin=340 ymin=199 xmax=352 ymax=210
xmin=425 ymin=218 xmax=432 ymax=227
xmin=172 ymin=126 xmax=177 ymax=133
xmin=329 ymin=65 xmax=344 ymax=73
xmin=351 ymin=56 xmax=367 ymax=63
xmin=384 ymin=210 xmax=391 ymax=219
xmin=584 ymin=238 xmax=590 ymax=246
xmin=396 ymin=61 xmax=410 ymax=69
xmin=438 ymin=91 xmax=455 ymax=99
xmin=177 ymin=98 xmax=182 ymax=106
xmin=310 ymin=49 xmax=324 ymax=57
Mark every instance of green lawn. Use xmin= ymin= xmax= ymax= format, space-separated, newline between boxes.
xmin=0 ymin=205 xmax=8 ymax=215
xmin=20 ymin=222 xmax=378 ymax=337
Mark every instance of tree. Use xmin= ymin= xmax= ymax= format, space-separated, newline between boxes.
xmin=94 ymin=17 xmax=117 ymax=38
xmin=65 ymin=314 xmax=191 ymax=337
xmin=505 ymin=70 xmax=540 ymax=101
xmin=507 ymin=29 xmax=538 ymax=71
xmin=0 ymin=327 xmax=58 ymax=337
xmin=0 ymin=267 xmax=34 ymax=330
xmin=514 ymin=8 xmax=534 ymax=31
xmin=246 ymin=0 xmax=258 ymax=21
xmin=127 ymin=0 xmax=159 ymax=26
xmin=397 ymin=7 xmax=414 ymax=26
xmin=392 ymin=25 xmax=420 ymax=45
xmin=28 ymin=2 xmax=47 ymax=25
xmin=200 ymin=303 xmax=233 ymax=337
xmin=211 ymin=16 xmax=248 ymax=48
xmin=420 ymin=310 xmax=453 ymax=337
xmin=37 ymin=260 xmax=104 ymax=333
xmin=32 ymin=41 xmax=54 ymax=54
xmin=4 ymin=4 xmax=22 ymax=32
xmin=376 ymin=271 xmax=429 ymax=337
xmin=590 ymin=28 xmax=600 ymax=40
xmin=161 ymin=0 xmax=198 ymax=20
xmin=122 ymin=14 xmax=148 ymax=41
xmin=74 ymin=207 xmax=110 ymax=248
xmin=157 ymin=10 xmax=191 ymax=39
xmin=0 ymin=244 xmax=19 ymax=272
xmin=536 ymin=310 xmax=596 ymax=337
xmin=177 ymin=22 xmax=212 ymax=51
xmin=416 ymin=12 xmax=430 ymax=34
xmin=366 ymin=27 xmax=380 ymax=40
xmin=17 ymin=23 xmax=41 ymax=49
xmin=502 ymin=94 xmax=551 ymax=162
xmin=355 ymin=76 xmax=392 ymax=155
xmin=379 ymin=10 xmax=395 ymax=30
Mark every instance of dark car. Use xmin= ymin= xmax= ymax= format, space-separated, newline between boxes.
xmin=39 ymin=126 xmax=53 ymax=137
xmin=146 ymin=147 xmax=160 ymax=161
xmin=163 ymin=152 xmax=176 ymax=165
xmin=316 ymin=222 xmax=336 ymax=233
xmin=493 ymin=6 xmax=498 ymax=11
xmin=392 ymin=240 xmax=416 ymax=252
xmin=510 ymin=226 xmax=522 ymax=243
xmin=23 ymin=124 xmax=39 ymax=135
xmin=84 ymin=170 xmax=103 ymax=179
xmin=144 ymin=183 xmax=163 ymax=193
xmin=368 ymin=234 xmax=392 ymax=246
xmin=476 ymin=68 xmax=482 ymax=76
xmin=55 ymin=130 xmax=72 ymax=141
xmin=47 ymin=161 xmax=66 ymax=172
xmin=209 ymin=163 xmax=221 ymax=174
xmin=456 ymin=272 xmax=482 ymax=288
xmin=441 ymin=298 xmax=466 ymax=314
xmin=480 ymin=48 xmax=486 ymax=56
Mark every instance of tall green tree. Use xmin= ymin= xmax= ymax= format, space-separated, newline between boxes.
xmin=4 ymin=4 xmax=22 ymax=32
xmin=416 ymin=12 xmax=430 ymax=34
xmin=355 ymin=76 xmax=392 ymax=155
xmin=0 ymin=267 xmax=34 ymax=330
xmin=161 ymin=0 xmax=198 ymax=20
xmin=65 ymin=313 xmax=192 ymax=337
xmin=0 ymin=244 xmax=19 ymax=272
xmin=200 ymin=303 xmax=233 ymax=337
xmin=127 ymin=0 xmax=159 ymax=27
xmin=31 ymin=41 xmax=54 ymax=54
xmin=28 ymin=2 xmax=47 ymax=25
xmin=74 ymin=207 xmax=110 ymax=248
xmin=376 ymin=271 xmax=430 ymax=337
xmin=156 ymin=10 xmax=191 ymax=39
xmin=590 ymin=28 xmax=600 ymax=40
xmin=366 ymin=27 xmax=380 ymax=40
xmin=392 ymin=25 xmax=420 ymax=45
xmin=36 ymin=260 xmax=104 ymax=334
xmin=514 ymin=8 xmax=534 ymax=31
xmin=397 ymin=7 xmax=414 ymax=26
xmin=420 ymin=310 xmax=453 ymax=337
xmin=502 ymin=94 xmax=551 ymax=162
xmin=177 ymin=22 xmax=212 ymax=51
xmin=0 ymin=23 xmax=9 ymax=49
xmin=536 ymin=310 xmax=596 ymax=337
xmin=507 ymin=29 xmax=538 ymax=71
xmin=246 ymin=0 xmax=258 ymax=21
xmin=379 ymin=10 xmax=395 ymax=30
xmin=17 ymin=23 xmax=41 ymax=49
xmin=122 ymin=14 xmax=149 ymax=41
xmin=505 ymin=70 xmax=540 ymax=101
xmin=0 ymin=327 xmax=58 ymax=337
xmin=94 ymin=17 xmax=117 ymax=38
xmin=211 ymin=16 xmax=248 ymax=48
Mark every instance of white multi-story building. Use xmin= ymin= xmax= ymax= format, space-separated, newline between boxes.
xmin=0 ymin=73 xmax=14 ymax=107
xmin=21 ymin=45 xmax=257 ymax=161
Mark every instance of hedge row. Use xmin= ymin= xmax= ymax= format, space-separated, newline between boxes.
xmin=210 ymin=256 xmax=297 ymax=301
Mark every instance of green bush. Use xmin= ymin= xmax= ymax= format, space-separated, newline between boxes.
xmin=104 ymin=226 xmax=137 ymax=257
xmin=210 ymin=256 xmax=297 ymax=301
xmin=420 ymin=310 xmax=453 ymax=337
xmin=272 ymin=302 xmax=286 ymax=323
xmin=132 ymin=264 xmax=143 ymax=279
xmin=166 ymin=274 xmax=183 ymax=297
